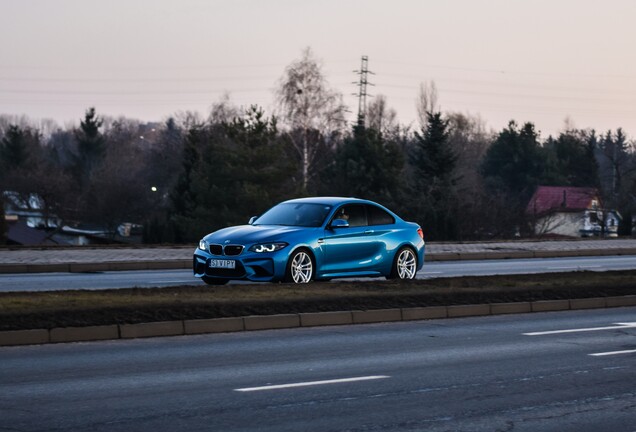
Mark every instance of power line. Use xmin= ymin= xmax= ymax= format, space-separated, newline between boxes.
xmin=369 ymin=59 xmax=636 ymax=80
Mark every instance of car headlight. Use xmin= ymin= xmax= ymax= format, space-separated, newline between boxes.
xmin=249 ymin=242 xmax=288 ymax=253
xmin=199 ymin=240 xmax=207 ymax=251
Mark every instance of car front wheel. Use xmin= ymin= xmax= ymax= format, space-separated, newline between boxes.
xmin=389 ymin=247 xmax=417 ymax=280
xmin=285 ymin=249 xmax=314 ymax=283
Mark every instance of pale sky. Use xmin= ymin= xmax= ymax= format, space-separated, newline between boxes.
xmin=2 ymin=0 xmax=636 ymax=138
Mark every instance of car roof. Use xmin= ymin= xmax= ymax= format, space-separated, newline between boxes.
xmin=282 ymin=197 xmax=369 ymax=206
xmin=277 ymin=197 xmax=403 ymax=222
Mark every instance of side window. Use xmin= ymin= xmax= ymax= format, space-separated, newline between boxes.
xmin=333 ymin=204 xmax=368 ymax=227
xmin=367 ymin=205 xmax=395 ymax=226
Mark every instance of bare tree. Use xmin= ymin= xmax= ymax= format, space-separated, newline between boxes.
xmin=416 ymin=81 xmax=439 ymax=128
xmin=0 ymin=114 xmax=32 ymax=137
xmin=174 ymin=110 xmax=204 ymax=130
xmin=276 ymin=47 xmax=348 ymax=191
xmin=86 ymin=133 xmax=152 ymax=236
xmin=0 ymin=194 xmax=6 ymax=244
xmin=367 ymin=94 xmax=398 ymax=136
xmin=444 ymin=112 xmax=495 ymax=239
xmin=561 ymin=115 xmax=576 ymax=133
xmin=447 ymin=112 xmax=491 ymax=168
xmin=148 ymin=117 xmax=184 ymax=196
xmin=209 ymin=92 xmax=240 ymax=125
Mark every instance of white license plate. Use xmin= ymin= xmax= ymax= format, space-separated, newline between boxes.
xmin=209 ymin=259 xmax=236 ymax=269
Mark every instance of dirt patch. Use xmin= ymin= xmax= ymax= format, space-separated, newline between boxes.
xmin=1 ymin=271 xmax=636 ymax=331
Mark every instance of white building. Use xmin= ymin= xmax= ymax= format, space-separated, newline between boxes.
xmin=526 ymin=186 xmax=621 ymax=238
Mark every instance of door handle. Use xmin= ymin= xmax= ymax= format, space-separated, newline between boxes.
xmin=364 ymin=230 xmax=375 ymax=235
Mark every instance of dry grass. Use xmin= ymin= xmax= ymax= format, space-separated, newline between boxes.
xmin=1 ymin=270 xmax=635 ymax=330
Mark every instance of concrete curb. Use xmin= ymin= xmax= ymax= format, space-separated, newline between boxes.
xmin=1 ymin=296 xmax=635 ymax=347
xmin=352 ymin=308 xmax=402 ymax=324
xmin=402 ymin=306 xmax=447 ymax=321
xmin=2 ymin=248 xmax=636 ymax=274
xmin=531 ymin=300 xmax=570 ymax=312
xmin=244 ymin=314 xmax=300 ymax=331
xmin=299 ymin=311 xmax=353 ymax=327
xmin=50 ymin=325 xmax=119 ymax=343
xmin=184 ymin=317 xmax=244 ymax=334
xmin=447 ymin=304 xmax=491 ymax=318
xmin=120 ymin=321 xmax=185 ymax=339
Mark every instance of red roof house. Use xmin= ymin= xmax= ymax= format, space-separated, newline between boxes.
xmin=526 ymin=186 xmax=598 ymax=216
xmin=526 ymin=186 xmax=620 ymax=237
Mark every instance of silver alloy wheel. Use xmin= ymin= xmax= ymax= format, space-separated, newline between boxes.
xmin=290 ymin=251 xmax=313 ymax=283
xmin=396 ymin=248 xmax=417 ymax=279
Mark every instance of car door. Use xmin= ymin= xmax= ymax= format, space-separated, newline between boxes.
xmin=320 ymin=204 xmax=383 ymax=274
xmin=364 ymin=203 xmax=399 ymax=270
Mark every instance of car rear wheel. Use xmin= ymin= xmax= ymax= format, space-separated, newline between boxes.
xmin=201 ymin=276 xmax=230 ymax=285
xmin=285 ymin=249 xmax=314 ymax=283
xmin=389 ymin=247 xmax=417 ymax=280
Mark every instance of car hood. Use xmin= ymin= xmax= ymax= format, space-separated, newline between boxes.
xmin=203 ymin=225 xmax=311 ymax=245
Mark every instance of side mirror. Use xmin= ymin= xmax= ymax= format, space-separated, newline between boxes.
xmin=330 ymin=218 xmax=349 ymax=229
xmin=248 ymin=216 xmax=258 ymax=225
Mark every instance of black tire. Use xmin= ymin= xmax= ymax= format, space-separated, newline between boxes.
xmin=388 ymin=247 xmax=418 ymax=280
xmin=284 ymin=248 xmax=314 ymax=283
xmin=201 ymin=276 xmax=230 ymax=285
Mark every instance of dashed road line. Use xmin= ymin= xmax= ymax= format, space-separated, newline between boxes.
xmin=234 ymin=375 xmax=390 ymax=392
xmin=590 ymin=349 xmax=636 ymax=357
xmin=523 ymin=322 xmax=636 ymax=336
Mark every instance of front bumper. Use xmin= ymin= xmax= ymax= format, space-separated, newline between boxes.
xmin=193 ymin=249 xmax=287 ymax=282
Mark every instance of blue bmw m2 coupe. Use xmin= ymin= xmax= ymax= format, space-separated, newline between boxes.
xmin=193 ymin=197 xmax=425 ymax=284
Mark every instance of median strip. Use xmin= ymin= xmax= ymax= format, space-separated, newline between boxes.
xmin=1 ymin=295 xmax=635 ymax=346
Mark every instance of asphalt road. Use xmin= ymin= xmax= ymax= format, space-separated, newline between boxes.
xmin=1 ymin=255 xmax=636 ymax=292
xmin=1 ymin=308 xmax=635 ymax=431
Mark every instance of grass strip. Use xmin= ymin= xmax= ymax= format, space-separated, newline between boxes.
xmin=1 ymin=271 xmax=635 ymax=331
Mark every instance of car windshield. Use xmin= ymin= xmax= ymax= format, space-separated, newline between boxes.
xmin=254 ymin=203 xmax=332 ymax=227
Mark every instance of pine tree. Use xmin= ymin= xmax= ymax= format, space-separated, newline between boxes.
xmin=481 ymin=121 xmax=545 ymax=199
xmin=412 ymin=112 xmax=457 ymax=193
xmin=327 ymin=123 xmax=404 ymax=209
xmin=544 ymin=130 xmax=599 ymax=187
xmin=169 ymin=106 xmax=292 ymax=241
xmin=409 ymin=112 xmax=458 ymax=240
xmin=480 ymin=121 xmax=548 ymax=237
xmin=0 ymin=125 xmax=39 ymax=173
xmin=73 ymin=107 xmax=105 ymax=189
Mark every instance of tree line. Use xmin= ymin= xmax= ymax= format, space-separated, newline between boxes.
xmin=1 ymin=49 xmax=635 ymax=244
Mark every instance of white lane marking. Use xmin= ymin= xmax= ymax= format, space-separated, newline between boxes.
xmin=546 ymin=265 xmax=601 ymax=270
xmin=524 ymin=322 xmax=636 ymax=336
xmin=590 ymin=349 xmax=636 ymax=357
xmin=148 ymin=280 xmax=194 ymax=284
xmin=547 ymin=266 xmax=577 ymax=270
xmin=234 ymin=375 xmax=390 ymax=392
